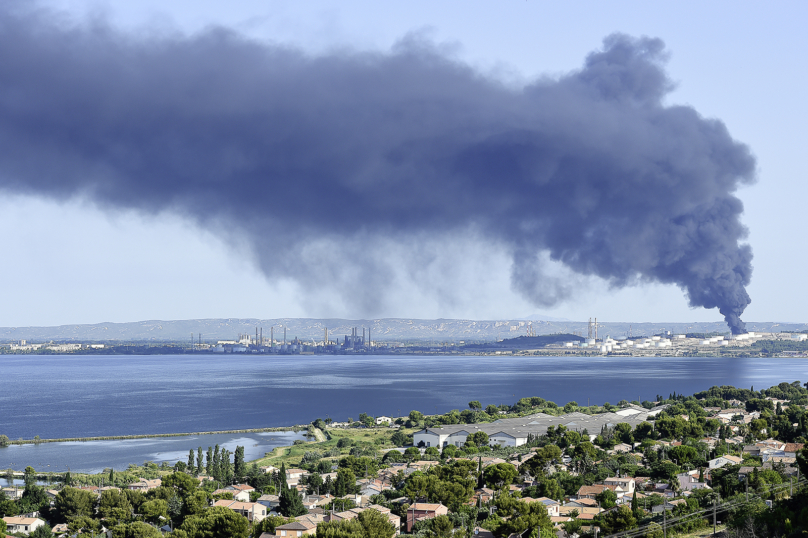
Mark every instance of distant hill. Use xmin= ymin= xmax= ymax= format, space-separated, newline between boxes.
xmin=0 ymin=318 xmax=805 ymax=344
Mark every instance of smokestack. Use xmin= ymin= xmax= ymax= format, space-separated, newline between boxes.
xmin=324 ymin=327 xmax=328 ymax=346
xmin=363 ymin=327 xmax=365 ymax=346
xmin=283 ymin=326 xmax=286 ymax=345
xmin=368 ymin=327 xmax=371 ymax=348
xmin=270 ymin=327 xmax=274 ymax=348
xmin=260 ymin=327 xmax=262 ymax=346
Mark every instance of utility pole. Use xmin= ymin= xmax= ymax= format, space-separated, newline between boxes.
xmin=663 ymin=505 xmax=667 ymax=538
xmin=713 ymin=500 xmax=717 ymax=535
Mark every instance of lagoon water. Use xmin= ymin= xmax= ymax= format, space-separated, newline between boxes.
xmin=1 ymin=354 xmax=806 ymax=471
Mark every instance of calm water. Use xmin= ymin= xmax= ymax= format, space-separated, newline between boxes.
xmin=0 ymin=431 xmax=306 ymax=474
xmin=1 ymin=354 xmax=806 ymax=471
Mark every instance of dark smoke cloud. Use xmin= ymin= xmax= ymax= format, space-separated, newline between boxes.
xmin=0 ymin=7 xmax=756 ymax=331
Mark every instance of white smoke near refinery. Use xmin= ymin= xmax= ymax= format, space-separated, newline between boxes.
xmin=0 ymin=6 xmax=755 ymax=332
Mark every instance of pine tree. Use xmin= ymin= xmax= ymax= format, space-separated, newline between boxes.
xmin=187 ymin=449 xmax=195 ymax=474
xmin=279 ymin=480 xmax=307 ymax=517
xmin=196 ymin=447 xmax=204 ymax=476
xmin=234 ymin=446 xmax=246 ymax=481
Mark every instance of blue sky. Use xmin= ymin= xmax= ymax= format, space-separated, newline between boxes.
xmin=1 ymin=0 xmax=805 ymax=326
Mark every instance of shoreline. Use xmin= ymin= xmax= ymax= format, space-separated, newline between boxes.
xmin=3 ymin=425 xmax=306 ymax=447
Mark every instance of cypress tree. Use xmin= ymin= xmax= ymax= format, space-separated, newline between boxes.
xmin=197 ymin=447 xmax=204 ymax=476
xmin=187 ymin=449 xmax=195 ymax=474
xmin=234 ymin=446 xmax=246 ymax=480
xmin=279 ymin=463 xmax=288 ymax=490
xmin=631 ymin=491 xmax=638 ymax=516
xmin=206 ymin=447 xmax=213 ymax=475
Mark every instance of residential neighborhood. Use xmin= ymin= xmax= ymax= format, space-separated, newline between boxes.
xmin=2 ymin=381 xmax=808 ymax=537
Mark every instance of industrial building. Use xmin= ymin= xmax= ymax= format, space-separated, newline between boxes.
xmin=412 ymin=405 xmax=667 ymax=448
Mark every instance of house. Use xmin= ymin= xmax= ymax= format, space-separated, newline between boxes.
xmin=611 ymin=443 xmax=633 ymax=454
xmin=302 ymin=494 xmax=333 ymax=510
xmin=213 ymin=488 xmax=246 ymax=502
xmin=652 ymin=499 xmax=686 ymax=513
xmin=260 ymin=465 xmax=279 ymax=474
xmin=676 ymin=472 xmax=710 ymax=492
xmin=257 ymin=494 xmax=280 ymax=511
xmin=273 ymin=520 xmax=317 ymax=537
xmin=576 ymin=484 xmax=622 ymax=500
xmin=376 ymin=416 xmax=393 ymax=425
xmin=213 ymin=499 xmax=267 ymax=522
xmin=128 ymin=478 xmax=162 ymax=491
xmin=226 ymin=484 xmax=256 ymax=495
xmin=560 ymin=498 xmax=600 ymax=515
xmin=325 ymin=506 xmax=401 ymax=535
xmin=1 ymin=488 xmax=22 ymax=500
xmin=708 ymin=455 xmax=743 ymax=469
xmin=473 ymin=528 xmax=495 ymax=538
xmin=521 ymin=497 xmax=560 ymax=517
xmin=405 ymin=503 xmax=449 ymax=532
xmin=3 ymin=516 xmax=46 ymax=535
xmin=603 ymin=477 xmax=635 ymax=494
xmin=783 ymin=443 xmax=804 ymax=457
xmin=286 ymin=468 xmax=307 ymax=486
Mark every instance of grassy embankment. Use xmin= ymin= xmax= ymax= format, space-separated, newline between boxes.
xmin=251 ymin=426 xmax=416 ymax=468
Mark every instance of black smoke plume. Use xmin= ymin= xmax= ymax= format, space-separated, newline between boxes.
xmin=0 ymin=6 xmax=755 ymax=331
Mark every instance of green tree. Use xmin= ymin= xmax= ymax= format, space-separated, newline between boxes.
xmin=252 ymin=515 xmax=291 ymax=537
xmin=598 ymin=505 xmax=637 ymax=534
xmin=234 ymin=446 xmax=246 ymax=480
xmin=98 ymin=488 xmax=133 ymax=523
xmin=187 ymin=450 xmax=195 ymax=474
xmin=111 ymin=521 xmax=162 ymax=538
xmin=29 ymin=525 xmax=53 ymax=538
xmin=468 ymin=401 xmax=482 ymax=411
xmin=486 ymin=405 xmax=499 ymax=415
xmin=178 ymin=505 xmax=249 ymax=538
xmin=409 ymin=410 xmax=424 ymax=424
xmin=430 ymin=515 xmax=454 ymax=538
xmin=0 ymin=435 xmax=10 ymax=447
xmin=23 ymin=466 xmax=36 ymax=488
xmin=316 ymin=518 xmax=365 ymax=538
xmin=196 ymin=447 xmax=204 ymax=476
xmin=206 ymin=446 xmax=214 ymax=475
xmin=19 ymin=485 xmax=49 ymax=514
xmin=497 ymin=499 xmax=553 ymax=538
xmin=466 ymin=432 xmax=489 ymax=446
xmin=141 ymin=499 xmax=168 ymax=524
xmin=68 ymin=515 xmax=102 ymax=535
xmin=483 ymin=463 xmax=518 ymax=489
xmin=537 ymin=478 xmax=564 ymax=502
xmin=357 ymin=508 xmax=396 ymax=538
xmin=53 ymin=487 xmax=96 ymax=523
xmin=595 ymin=488 xmax=617 ymax=509
xmin=279 ymin=482 xmax=307 ymax=517
xmin=390 ymin=431 xmax=409 ymax=447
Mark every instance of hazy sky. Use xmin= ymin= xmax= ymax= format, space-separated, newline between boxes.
xmin=1 ymin=0 xmax=806 ymax=326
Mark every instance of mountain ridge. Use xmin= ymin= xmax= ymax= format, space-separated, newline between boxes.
xmin=0 ymin=318 xmax=805 ymax=343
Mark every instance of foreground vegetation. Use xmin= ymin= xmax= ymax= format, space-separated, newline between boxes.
xmin=2 ymin=382 xmax=808 ymax=537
